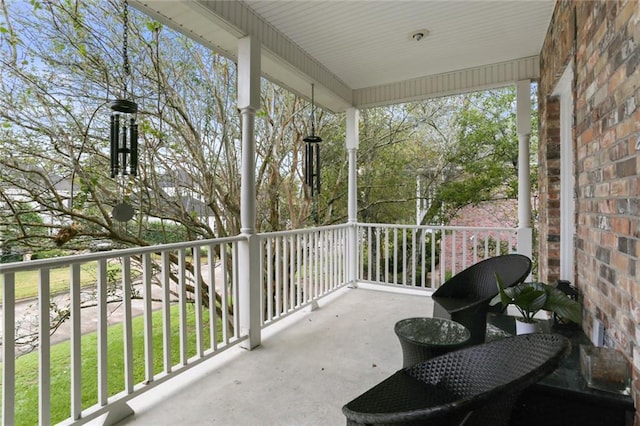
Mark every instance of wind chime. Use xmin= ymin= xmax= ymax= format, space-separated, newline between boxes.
xmin=304 ymin=84 xmax=322 ymax=197
xmin=110 ymin=0 xmax=138 ymax=222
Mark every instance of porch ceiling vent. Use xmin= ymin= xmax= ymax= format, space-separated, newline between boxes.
xmin=409 ymin=29 xmax=430 ymax=42
xmin=304 ymin=83 xmax=322 ymax=198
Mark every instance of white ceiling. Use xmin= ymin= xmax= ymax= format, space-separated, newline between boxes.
xmin=245 ymin=0 xmax=554 ymax=89
xmin=132 ymin=0 xmax=556 ymax=112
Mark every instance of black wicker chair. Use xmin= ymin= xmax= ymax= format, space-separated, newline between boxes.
xmin=432 ymin=254 xmax=531 ymax=344
xmin=342 ymin=333 xmax=570 ymax=426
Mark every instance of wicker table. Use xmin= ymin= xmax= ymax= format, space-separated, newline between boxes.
xmin=394 ymin=317 xmax=471 ymax=367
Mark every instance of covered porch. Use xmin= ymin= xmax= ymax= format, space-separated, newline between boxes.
xmin=1 ymin=0 xmax=638 ymax=424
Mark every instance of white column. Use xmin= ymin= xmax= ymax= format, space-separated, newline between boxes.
xmin=516 ymin=80 xmax=533 ymax=261
xmin=346 ymin=108 xmax=359 ymax=223
xmin=346 ymin=108 xmax=359 ymax=287
xmin=238 ymin=36 xmax=261 ymax=349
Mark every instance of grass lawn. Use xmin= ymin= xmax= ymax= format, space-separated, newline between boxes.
xmin=1 ymin=303 xmax=220 ymax=425
xmin=0 ymin=263 xmax=124 ymax=302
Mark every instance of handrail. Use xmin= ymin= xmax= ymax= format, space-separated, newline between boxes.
xmin=0 ymin=235 xmax=246 ymax=273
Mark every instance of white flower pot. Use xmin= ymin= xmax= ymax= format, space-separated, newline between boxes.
xmin=515 ymin=318 xmax=543 ymax=335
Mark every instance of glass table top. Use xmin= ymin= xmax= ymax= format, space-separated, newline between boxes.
xmin=394 ymin=317 xmax=471 ymax=346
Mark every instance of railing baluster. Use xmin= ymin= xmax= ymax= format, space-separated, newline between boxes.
xmin=382 ymin=227 xmax=387 ymax=284
xmin=462 ymin=230 xmax=468 ymax=270
xmin=302 ymin=233 xmax=308 ymax=304
xmin=161 ymin=251 xmax=172 ymax=373
xmin=472 ymin=231 xmax=478 ymax=264
xmin=289 ymin=235 xmax=295 ymax=309
xmin=233 ymin=242 xmax=240 ymax=338
xmin=97 ymin=259 xmax=108 ymax=405
xmin=39 ymin=268 xmax=51 ymax=425
xmin=312 ymin=231 xmax=318 ymax=296
xmin=2 ymin=272 xmax=16 ymax=425
xmin=327 ymin=230 xmax=332 ymax=291
xmin=365 ymin=227 xmax=370 ymax=280
xmin=275 ymin=237 xmax=281 ymax=317
xmin=267 ymin=239 xmax=273 ymax=321
xmin=451 ymin=230 xmax=458 ymax=276
xmin=122 ymin=256 xmax=134 ymax=393
xmin=431 ymin=230 xmax=437 ymax=288
xmin=70 ymin=263 xmax=82 ymax=419
xmin=208 ymin=245 xmax=218 ymax=351
xmin=282 ymin=236 xmax=288 ymax=313
xmin=296 ymin=234 xmax=302 ymax=307
xmin=220 ymin=245 xmax=229 ymax=345
xmin=420 ymin=229 xmax=426 ymax=288
xmin=402 ymin=228 xmax=407 ymax=285
xmin=194 ymin=247 xmax=204 ymax=357
xmin=142 ymin=253 xmax=154 ymax=383
xmin=375 ymin=227 xmax=380 ymax=282
xmin=318 ymin=231 xmax=324 ymax=295
xmin=178 ymin=250 xmax=187 ymax=366
xmin=484 ymin=234 xmax=490 ymax=257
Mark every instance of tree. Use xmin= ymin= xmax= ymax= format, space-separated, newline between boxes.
xmin=420 ymin=88 xmax=537 ymax=224
xmin=0 ymin=0 xmax=332 ymax=346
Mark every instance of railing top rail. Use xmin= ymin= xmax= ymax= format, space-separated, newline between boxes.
xmin=357 ymin=223 xmax=518 ymax=232
xmin=257 ymin=223 xmax=350 ymax=239
xmin=0 ymin=235 xmax=246 ymax=273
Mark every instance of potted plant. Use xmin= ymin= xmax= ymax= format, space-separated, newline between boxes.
xmin=490 ymin=273 xmax=582 ymax=335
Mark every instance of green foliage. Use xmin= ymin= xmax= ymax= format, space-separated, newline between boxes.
xmin=490 ymin=273 xmax=582 ymax=324
xmin=31 ymin=249 xmax=70 ymax=260
xmin=421 ymin=87 xmax=538 ymax=225
xmin=140 ymin=221 xmax=188 ymax=245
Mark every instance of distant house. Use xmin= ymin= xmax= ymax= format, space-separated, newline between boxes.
xmin=446 ymin=199 xmax=520 ymax=273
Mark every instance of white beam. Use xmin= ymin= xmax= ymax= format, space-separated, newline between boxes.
xmin=354 ymin=56 xmax=540 ymax=110
xmin=346 ymin=108 xmax=359 ymax=286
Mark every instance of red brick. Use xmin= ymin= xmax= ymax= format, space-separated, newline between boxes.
xmin=611 ymin=179 xmax=630 ymax=196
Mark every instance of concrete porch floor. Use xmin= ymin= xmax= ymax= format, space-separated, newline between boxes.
xmin=115 ymin=285 xmax=432 ymax=425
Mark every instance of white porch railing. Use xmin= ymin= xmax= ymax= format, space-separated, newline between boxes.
xmin=0 ymin=223 xmax=522 ymax=425
xmin=259 ymin=224 xmax=349 ymax=326
xmin=1 ymin=236 xmax=247 ymax=425
xmin=357 ymin=224 xmax=520 ymax=289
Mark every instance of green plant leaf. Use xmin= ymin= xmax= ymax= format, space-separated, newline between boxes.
xmin=544 ymin=286 xmax=582 ymax=324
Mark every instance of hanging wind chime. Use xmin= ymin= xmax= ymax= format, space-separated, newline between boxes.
xmin=304 ymin=84 xmax=322 ymax=197
xmin=110 ymin=0 xmax=138 ymax=222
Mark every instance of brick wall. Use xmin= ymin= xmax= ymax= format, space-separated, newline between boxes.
xmin=538 ymin=0 xmax=640 ymax=417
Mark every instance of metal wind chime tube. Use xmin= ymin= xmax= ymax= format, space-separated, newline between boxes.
xmin=110 ymin=0 xmax=138 ymax=179
xmin=303 ymin=83 xmax=322 ymax=197
xmin=110 ymin=100 xmax=138 ymax=177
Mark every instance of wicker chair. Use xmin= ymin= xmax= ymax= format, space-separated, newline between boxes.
xmin=432 ymin=254 xmax=531 ymax=344
xmin=342 ymin=333 xmax=570 ymax=426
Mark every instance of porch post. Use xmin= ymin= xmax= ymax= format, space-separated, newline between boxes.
xmin=238 ymin=36 xmax=261 ymax=349
xmin=516 ymin=80 xmax=533 ymax=262
xmin=346 ymin=108 xmax=359 ymax=287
